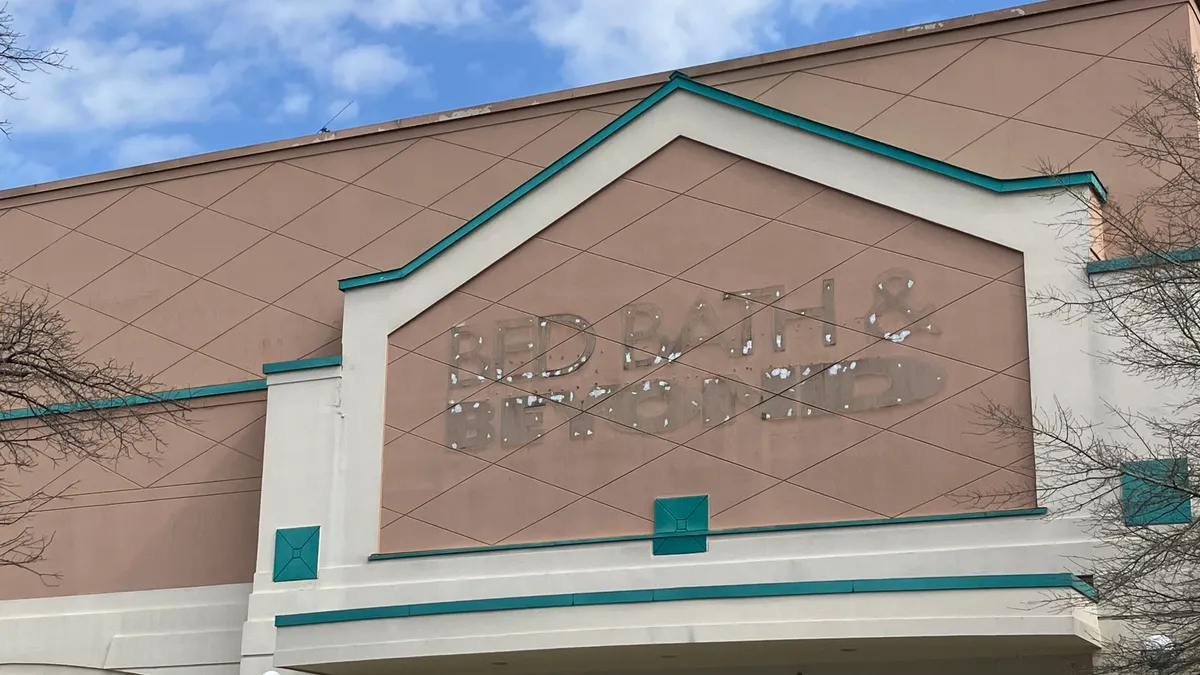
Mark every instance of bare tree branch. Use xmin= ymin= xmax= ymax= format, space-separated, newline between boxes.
xmin=977 ymin=37 xmax=1200 ymax=675
xmin=0 ymin=2 xmax=67 ymax=136
xmin=0 ymin=277 xmax=188 ymax=583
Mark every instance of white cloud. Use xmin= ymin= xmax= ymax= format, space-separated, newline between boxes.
xmin=529 ymin=0 xmax=780 ymax=84
xmin=0 ymin=0 xmax=497 ymax=140
xmin=529 ymin=0 xmax=880 ymax=85
xmin=112 ymin=133 xmax=202 ymax=167
xmin=5 ymin=38 xmax=236 ymax=133
xmin=278 ymin=86 xmax=312 ymax=117
xmin=789 ymin=0 xmax=864 ymax=24
xmin=0 ymin=143 xmax=58 ymax=187
xmin=77 ymin=0 xmax=489 ymax=94
xmin=331 ymin=45 xmax=418 ymax=94
xmin=0 ymin=5 xmax=238 ymax=135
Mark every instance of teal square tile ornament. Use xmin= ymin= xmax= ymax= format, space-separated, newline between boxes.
xmin=274 ymin=526 xmax=320 ymax=582
xmin=653 ymin=495 xmax=709 ymax=555
xmin=1121 ymin=459 xmax=1192 ymax=526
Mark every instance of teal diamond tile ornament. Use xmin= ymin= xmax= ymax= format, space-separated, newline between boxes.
xmin=653 ymin=495 xmax=709 ymax=555
xmin=274 ymin=526 xmax=320 ymax=582
xmin=1121 ymin=459 xmax=1192 ymax=526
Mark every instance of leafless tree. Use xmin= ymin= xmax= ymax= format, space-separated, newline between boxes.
xmin=0 ymin=2 xmax=66 ymax=135
xmin=0 ymin=6 xmax=160 ymax=587
xmin=975 ymin=39 xmax=1200 ymax=675
xmin=0 ymin=282 xmax=186 ymax=585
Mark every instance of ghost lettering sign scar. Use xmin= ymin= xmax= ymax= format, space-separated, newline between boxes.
xmin=443 ymin=268 xmax=945 ymax=451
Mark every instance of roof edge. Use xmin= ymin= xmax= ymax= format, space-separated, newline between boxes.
xmin=337 ymin=72 xmax=1107 ymax=293
xmin=0 ymin=0 xmax=1149 ymax=204
xmin=1086 ymin=246 xmax=1200 ymax=273
xmin=263 ymin=355 xmax=343 ymax=375
xmin=0 ymin=378 xmax=267 ymax=421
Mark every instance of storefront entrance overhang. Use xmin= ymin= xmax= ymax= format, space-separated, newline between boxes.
xmin=273 ymin=583 xmax=1101 ymax=675
xmin=278 ymin=635 xmax=1099 ymax=675
xmin=248 ymin=63 xmax=1109 ymax=675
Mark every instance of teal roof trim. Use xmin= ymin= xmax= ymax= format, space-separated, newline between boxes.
xmin=0 ymin=356 xmax=340 ymax=422
xmin=337 ymin=75 xmax=679 ymax=292
xmin=1087 ymin=247 xmax=1200 ymax=274
xmin=263 ymin=355 xmax=342 ymax=375
xmin=275 ymin=572 xmax=1095 ymax=627
xmin=690 ymin=74 xmax=1106 ymax=201
xmin=338 ymin=72 xmax=1107 ymax=293
xmin=368 ymin=507 xmax=1047 ymax=561
xmin=0 ymin=378 xmax=267 ymax=422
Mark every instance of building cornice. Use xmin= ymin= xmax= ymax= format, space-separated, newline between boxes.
xmin=0 ymin=0 xmax=1183 ymax=205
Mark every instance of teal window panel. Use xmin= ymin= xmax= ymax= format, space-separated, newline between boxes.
xmin=1121 ymin=459 xmax=1192 ymax=526
xmin=274 ymin=525 xmax=320 ymax=582
xmin=653 ymin=495 xmax=708 ymax=556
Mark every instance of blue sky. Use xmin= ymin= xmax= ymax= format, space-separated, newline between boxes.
xmin=0 ymin=0 xmax=1021 ymax=191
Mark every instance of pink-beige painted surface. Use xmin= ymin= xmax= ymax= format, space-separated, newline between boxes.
xmin=0 ymin=391 xmax=265 ymax=600
xmin=378 ymin=139 xmax=1036 ymax=553
xmin=0 ymin=0 xmax=1189 ymax=592
xmin=0 ymin=0 xmax=1188 ymax=396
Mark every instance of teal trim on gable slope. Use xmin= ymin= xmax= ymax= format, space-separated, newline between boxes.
xmin=274 ymin=572 xmax=1094 ymax=627
xmin=0 ymin=378 xmax=267 ymax=421
xmin=1087 ymin=247 xmax=1200 ymax=274
xmin=368 ymin=507 xmax=1048 ymax=562
xmin=263 ymin=355 xmax=342 ymax=375
xmin=338 ymin=71 xmax=1107 ymax=293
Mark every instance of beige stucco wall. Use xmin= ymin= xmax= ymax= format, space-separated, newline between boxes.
xmin=0 ymin=390 xmax=264 ymax=600
xmin=0 ymin=0 xmax=1186 ymax=394
xmin=0 ymin=0 xmax=1190 ymax=596
xmin=378 ymin=139 xmax=1036 ymax=552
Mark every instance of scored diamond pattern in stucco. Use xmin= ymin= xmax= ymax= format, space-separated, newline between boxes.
xmin=0 ymin=396 xmax=266 ymax=499
xmin=913 ymin=39 xmax=1101 ymax=117
xmin=0 ymin=386 xmax=267 ymax=600
xmin=1004 ymin=5 xmax=1175 ymax=56
xmin=806 ymin=41 xmax=981 ymax=95
xmin=0 ymin=209 xmax=69 ymax=274
xmin=0 ymin=5 xmax=1180 ymax=401
xmin=77 ymin=187 xmax=202 ymax=251
xmin=0 ymin=109 xmax=598 ymax=394
xmin=377 ymin=136 xmax=1040 ymax=554
xmin=0 ymin=1 xmax=1190 ymax=583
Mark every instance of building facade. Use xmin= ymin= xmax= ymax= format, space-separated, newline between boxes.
xmin=0 ymin=0 xmax=1194 ymax=673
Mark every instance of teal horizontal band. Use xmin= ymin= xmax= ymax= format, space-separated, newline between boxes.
xmin=0 ymin=378 xmax=267 ymax=421
xmin=274 ymin=572 xmax=1093 ymax=627
xmin=263 ymin=355 xmax=342 ymax=375
xmin=1086 ymin=247 xmax=1200 ymax=274
xmin=338 ymin=71 xmax=1106 ymax=293
xmin=1 ymin=355 xmax=342 ymax=421
xmin=368 ymin=507 xmax=1048 ymax=562
xmin=1071 ymin=578 xmax=1100 ymax=601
